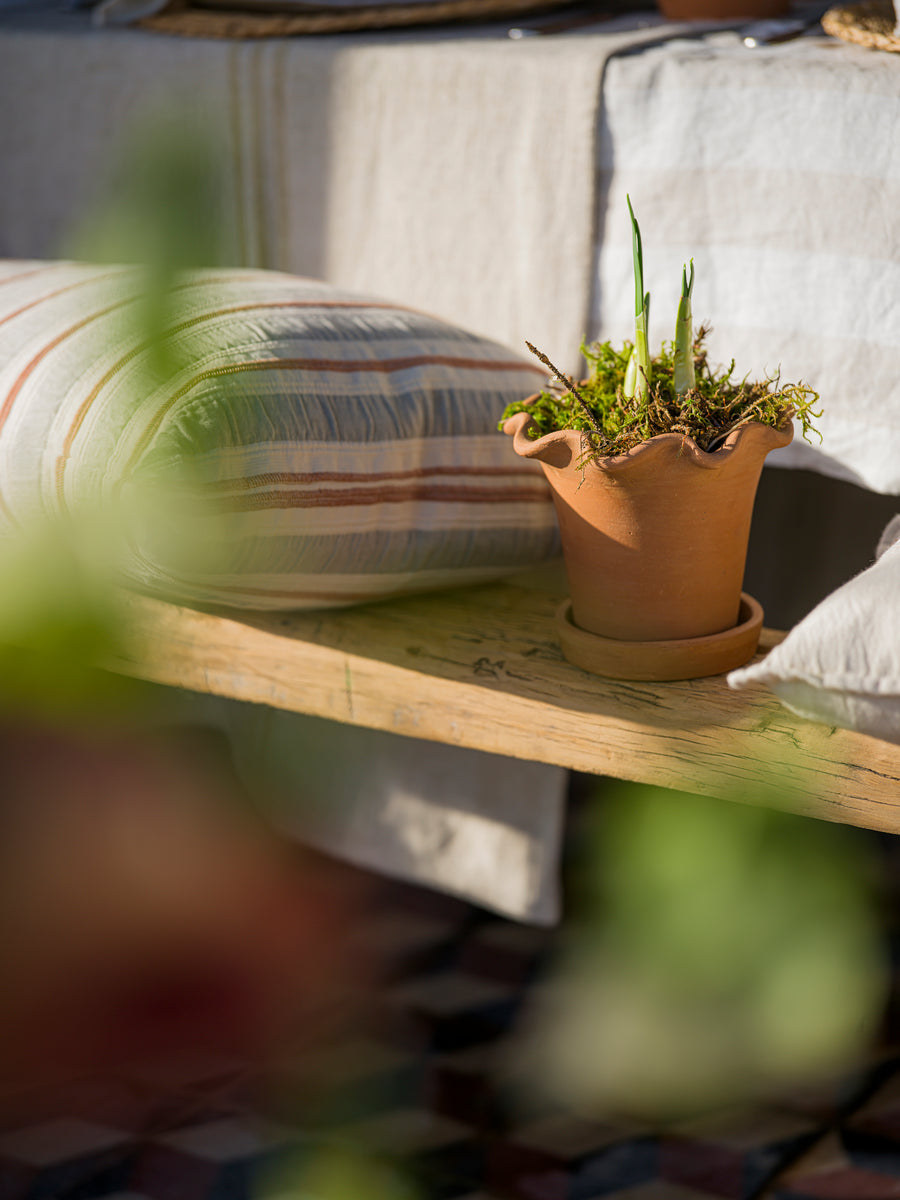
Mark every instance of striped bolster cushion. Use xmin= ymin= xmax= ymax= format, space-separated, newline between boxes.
xmin=0 ymin=261 xmax=558 ymax=610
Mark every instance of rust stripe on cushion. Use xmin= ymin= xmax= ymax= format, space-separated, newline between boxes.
xmin=0 ymin=299 xmax=132 ymax=437
xmin=0 ymin=486 xmax=15 ymax=525
xmin=211 ymin=483 xmax=551 ymax=510
xmin=53 ymin=297 xmax=421 ymax=507
xmin=0 ymin=263 xmax=64 ymax=289
xmin=0 ymin=269 xmax=124 ymax=331
xmin=192 ymin=464 xmax=541 ymax=490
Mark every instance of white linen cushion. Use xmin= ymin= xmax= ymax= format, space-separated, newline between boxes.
xmin=0 ymin=260 xmax=557 ymax=610
xmin=728 ymin=518 xmax=900 ymax=744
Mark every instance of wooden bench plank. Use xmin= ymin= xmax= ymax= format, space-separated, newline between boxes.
xmin=106 ymin=564 xmax=900 ymax=837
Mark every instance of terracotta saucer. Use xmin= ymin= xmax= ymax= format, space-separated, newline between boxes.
xmin=555 ymin=592 xmax=764 ymax=681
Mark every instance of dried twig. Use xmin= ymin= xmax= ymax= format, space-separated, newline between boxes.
xmin=526 ymin=341 xmax=604 ymax=438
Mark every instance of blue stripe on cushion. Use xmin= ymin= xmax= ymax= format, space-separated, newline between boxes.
xmin=142 ymin=385 xmax=539 ymax=461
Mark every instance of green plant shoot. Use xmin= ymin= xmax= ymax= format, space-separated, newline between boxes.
xmin=626 ymin=195 xmax=651 ymax=401
xmin=623 ymin=348 xmax=637 ymax=398
xmin=674 ymin=260 xmax=695 ymax=396
xmin=505 ymin=196 xmax=822 ymax=460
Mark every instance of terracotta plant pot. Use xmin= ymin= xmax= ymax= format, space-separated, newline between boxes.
xmin=658 ymin=0 xmax=787 ymax=19
xmin=504 ymin=406 xmax=792 ymax=679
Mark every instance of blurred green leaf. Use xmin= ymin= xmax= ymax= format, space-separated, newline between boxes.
xmin=0 ymin=515 xmax=148 ymax=724
xmin=258 ymin=1146 xmax=420 ymax=1200
xmin=517 ymin=783 xmax=887 ymax=1120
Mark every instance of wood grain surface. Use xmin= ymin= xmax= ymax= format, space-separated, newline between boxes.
xmin=105 ymin=563 xmax=900 ymax=835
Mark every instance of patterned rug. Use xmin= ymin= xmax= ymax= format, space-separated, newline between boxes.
xmin=2 ymin=785 xmax=900 ymax=1200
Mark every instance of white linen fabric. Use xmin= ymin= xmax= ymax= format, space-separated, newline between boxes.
xmin=594 ymin=28 xmax=900 ymax=495
xmin=876 ymin=514 xmax=900 ymax=560
xmin=0 ymin=5 xmax=701 ymax=383
xmin=218 ymin=702 xmax=567 ymax=925
xmin=728 ymin=518 xmax=900 ymax=745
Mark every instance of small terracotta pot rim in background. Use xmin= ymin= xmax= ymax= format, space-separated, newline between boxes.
xmin=657 ymin=0 xmax=788 ymax=19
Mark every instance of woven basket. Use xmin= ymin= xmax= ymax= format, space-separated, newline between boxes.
xmin=139 ymin=0 xmax=574 ymax=36
xmin=821 ymin=0 xmax=900 ymax=50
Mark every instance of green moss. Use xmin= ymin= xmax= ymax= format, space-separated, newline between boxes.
xmin=500 ymin=327 xmax=821 ymax=459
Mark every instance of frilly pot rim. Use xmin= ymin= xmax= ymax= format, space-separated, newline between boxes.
xmin=501 ymin=405 xmax=794 ymax=472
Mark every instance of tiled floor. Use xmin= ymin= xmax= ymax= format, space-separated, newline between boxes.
xmin=3 ymin=798 xmax=900 ymax=1200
